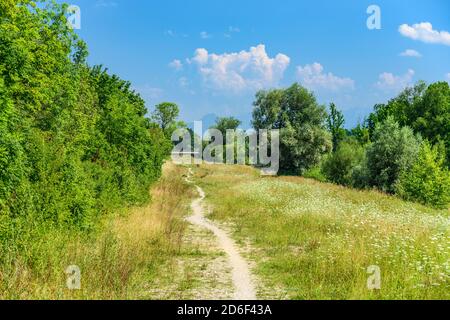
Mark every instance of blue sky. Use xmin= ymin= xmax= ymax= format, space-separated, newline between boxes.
xmin=64 ymin=0 xmax=450 ymax=128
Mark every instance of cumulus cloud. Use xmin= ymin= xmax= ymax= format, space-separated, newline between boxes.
xmin=399 ymin=22 xmax=450 ymax=46
xmin=169 ymin=59 xmax=183 ymax=71
xmin=399 ymin=49 xmax=422 ymax=58
xmin=189 ymin=44 xmax=290 ymax=93
xmin=296 ymin=63 xmax=354 ymax=92
xmin=446 ymin=73 xmax=450 ymax=82
xmin=375 ymin=69 xmax=415 ymax=92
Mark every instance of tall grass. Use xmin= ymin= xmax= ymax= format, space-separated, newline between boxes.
xmin=0 ymin=163 xmax=193 ymax=299
xmin=194 ymin=164 xmax=450 ymax=300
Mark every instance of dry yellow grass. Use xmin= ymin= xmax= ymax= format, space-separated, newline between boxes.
xmin=0 ymin=162 xmax=194 ymax=299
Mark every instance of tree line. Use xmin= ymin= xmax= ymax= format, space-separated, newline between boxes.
xmin=0 ymin=0 xmax=176 ymax=245
xmin=250 ymin=82 xmax=450 ymax=208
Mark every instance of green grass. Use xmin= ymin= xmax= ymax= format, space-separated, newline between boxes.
xmin=0 ymin=163 xmax=195 ymax=299
xmin=194 ymin=164 xmax=450 ymax=300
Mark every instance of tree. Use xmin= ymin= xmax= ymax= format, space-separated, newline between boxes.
xmin=0 ymin=0 xmax=168 ymax=226
xmin=252 ymin=83 xmax=331 ymax=174
xmin=366 ymin=81 xmax=427 ymax=137
xmin=210 ymin=117 xmax=241 ymax=136
xmin=365 ymin=81 xmax=450 ymax=166
xmin=252 ymin=89 xmax=284 ymax=129
xmin=349 ymin=123 xmax=370 ymax=145
xmin=413 ymin=82 xmax=450 ymax=166
xmin=152 ymin=102 xmax=180 ymax=131
xmin=366 ymin=117 xmax=422 ymax=193
xmin=327 ymin=103 xmax=346 ymax=152
xmin=396 ymin=142 xmax=450 ymax=208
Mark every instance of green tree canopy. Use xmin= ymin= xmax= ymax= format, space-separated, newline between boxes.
xmin=152 ymin=102 xmax=180 ymax=130
xmin=366 ymin=81 xmax=450 ymax=166
xmin=252 ymin=83 xmax=331 ymax=174
xmin=210 ymin=117 xmax=241 ymax=135
xmin=327 ymin=103 xmax=346 ymax=152
xmin=0 ymin=0 xmax=169 ymax=228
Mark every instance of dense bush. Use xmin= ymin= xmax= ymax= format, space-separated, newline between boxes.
xmin=303 ymin=165 xmax=327 ymax=182
xmin=396 ymin=142 xmax=450 ymax=208
xmin=365 ymin=117 xmax=422 ymax=193
xmin=0 ymin=1 xmax=169 ymax=232
xmin=321 ymin=139 xmax=365 ymax=187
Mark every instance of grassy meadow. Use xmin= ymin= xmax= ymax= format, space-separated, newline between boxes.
xmin=193 ymin=164 xmax=450 ymax=300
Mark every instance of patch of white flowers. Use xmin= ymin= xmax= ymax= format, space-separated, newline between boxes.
xmin=237 ymin=179 xmax=450 ymax=289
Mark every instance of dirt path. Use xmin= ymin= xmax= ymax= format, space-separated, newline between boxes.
xmin=185 ymin=168 xmax=257 ymax=300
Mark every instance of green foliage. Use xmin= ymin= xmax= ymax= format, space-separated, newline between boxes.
xmin=151 ymin=102 xmax=184 ymax=138
xmin=303 ymin=165 xmax=327 ymax=182
xmin=208 ymin=116 xmax=242 ymax=164
xmin=414 ymin=82 xmax=450 ymax=166
xmin=366 ymin=117 xmax=422 ymax=193
xmin=326 ymin=103 xmax=346 ymax=152
xmin=366 ymin=81 xmax=427 ymax=137
xmin=366 ymin=81 xmax=450 ymax=166
xmin=252 ymin=83 xmax=331 ymax=174
xmin=348 ymin=123 xmax=370 ymax=145
xmin=210 ymin=116 xmax=241 ymax=136
xmin=322 ymin=139 xmax=366 ymax=187
xmin=396 ymin=142 xmax=450 ymax=208
xmin=0 ymin=1 xmax=168 ymax=233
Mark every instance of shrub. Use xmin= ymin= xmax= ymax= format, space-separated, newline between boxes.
xmin=303 ymin=165 xmax=327 ymax=182
xmin=321 ymin=139 xmax=366 ymax=187
xmin=396 ymin=142 xmax=450 ymax=208
xmin=366 ymin=117 xmax=421 ymax=193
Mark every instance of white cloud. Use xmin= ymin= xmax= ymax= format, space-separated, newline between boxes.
xmin=375 ymin=69 xmax=415 ymax=92
xmin=200 ymin=31 xmax=212 ymax=39
xmin=169 ymin=59 xmax=183 ymax=71
xmin=296 ymin=63 xmax=355 ymax=92
xmin=446 ymin=73 xmax=450 ymax=82
xmin=399 ymin=49 xmax=422 ymax=58
xmin=189 ymin=44 xmax=290 ymax=93
xmin=399 ymin=22 xmax=450 ymax=46
xmin=190 ymin=48 xmax=209 ymax=65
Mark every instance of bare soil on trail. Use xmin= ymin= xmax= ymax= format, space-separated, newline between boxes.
xmin=185 ymin=168 xmax=257 ymax=300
